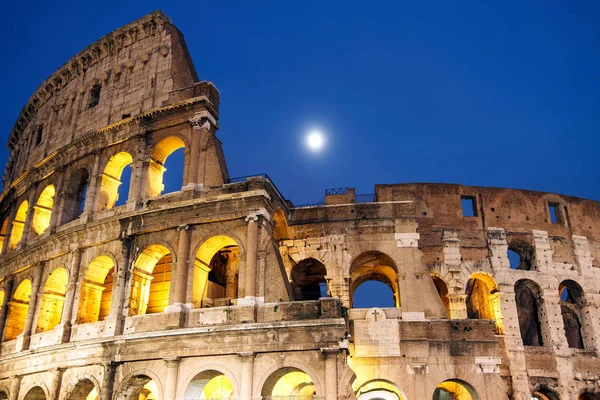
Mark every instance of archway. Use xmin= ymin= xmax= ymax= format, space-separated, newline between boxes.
xmin=35 ymin=267 xmax=68 ymax=333
xmin=130 ymin=245 xmax=172 ymax=315
xmin=115 ymin=375 xmax=159 ymax=400
xmin=515 ymin=279 xmax=546 ymax=346
xmin=0 ymin=390 xmax=7 ymax=399
xmin=507 ymin=240 xmax=535 ymax=270
xmin=579 ymin=393 xmax=600 ymax=400
xmin=290 ymin=258 xmax=328 ymax=301
xmin=61 ymin=169 xmax=89 ymax=224
xmin=193 ymin=236 xmax=240 ymax=307
xmin=433 ymin=379 xmax=479 ymax=400
xmin=77 ymin=256 xmax=114 ymax=324
xmin=355 ymin=379 xmax=407 ymax=400
xmin=0 ymin=218 xmax=8 ymax=251
xmin=184 ymin=370 xmax=234 ymax=399
xmin=3 ymin=279 xmax=32 ymax=341
xmin=23 ymin=386 xmax=46 ymax=400
xmin=559 ymin=280 xmax=585 ymax=349
xmin=465 ymin=273 xmax=504 ymax=334
xmin=97 ymin=152 xmax=133 ymax=211
xmin=32 ymin=185 xmax=55 ymax=235
xmin=350 ymin=251 xmax=399 ymax=308
xmin=148 ymin=136 xmax=186 ymax=197
xmin=261 ymin=367 xmax=316 ymax=398
xmin=432 ymin=275 xmax=450 ymax=318
xmin=532 ymin=388 xmax=560 ymax=400
xmin=9 ymin=200 xmax=28 ymax=249
xmin=68 ymin=379 xmax=99 ymax=399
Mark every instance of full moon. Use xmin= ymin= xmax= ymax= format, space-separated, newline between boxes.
xmin=306 ymin=130 xmax=325 ymax=152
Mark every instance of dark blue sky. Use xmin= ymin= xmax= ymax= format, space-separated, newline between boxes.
xmin=1 ymin=1 xmax=599 ymax=204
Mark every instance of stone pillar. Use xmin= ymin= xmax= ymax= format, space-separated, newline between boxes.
xmin=20 ymin=264 xmax=43 ymax=350
xmin=100 ymin=362 xmax=116 ymax=400
xmin=238 ymin=352 xmax=255 ymax=400
xmin=81 ymin=150 xmax=102 ymax=220
xmin=242 ymin=214 xmax=259 ymax=301
xmin=573 ymin=235 xmax=594 ymax=276
xmin=8 ymin=376 xmax=21 ymax=400
xmin=408 ymin=363 xmax=428 ymax=399
xmin=0 ymin=206 xmax=15 ymax=255
xmin=104 ymin=237 xmax=132 ymax=336
xmin=48 ymin=167 xmax=65 ymax=234
xmin=167 ymin=225 xmax=191 ymax=313
xmin=448 ymin=294 xmax=468 ymax=319
xmin=532 ymin=230 xmax=554 ymax=272
xmin=59 ymin=248 xmax=83 ymax=342
xmin=19 ymin=188 xmax=38 ymax=248
xmin=128 ymin=135 xmax=147 ymax=208
xmin=487 ymin=227 xmax=510 ymax=270
xmin=321 ymin=348 xmax=338 ymax=400
xmin=0 ymin=277 xmax=14 ymax=339
xmin=49 ymin=368 xmax=64 ymax=400
xmin=541 ymin=287 xmax=569 ymax=351
xmin=163 ymin=357 xmax=180 ymax=400
xmin=186 ymin=115 xmax=203 ymax=187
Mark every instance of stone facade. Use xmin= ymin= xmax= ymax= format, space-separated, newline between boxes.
xmin=0 ymin=10 xmax=598 ymax=400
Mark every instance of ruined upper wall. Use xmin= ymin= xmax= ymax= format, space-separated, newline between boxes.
xmin=5 ymin=11 xmax=209 ymax=187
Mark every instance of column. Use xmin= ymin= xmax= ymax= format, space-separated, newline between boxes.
xmin=19 ymin=188 xmax=37 ymax=248
xmin=100 ymin=362 xmax=116 ymax=400
xmin=59 ymin=248 xmax=83 ymax=342
xmin=81 ymin=150 xmax=102 ymax=220
xmin=167 ymin=225 xmax=190 ymax=313
xmin=49 ymin=368 xmax=63 ymax=399
xmin=447 ymin=294 xmax=467 ymax=319
xmin=243 ymin=214 xmax=259 ymax=301
xmin=238 ymin=352 xmax=255 ymax=400
xmin=20 ymin=263 xmax=43 ymax=350
xmin=187 ymin=112 xmax=217 ymax=187
xmin=48 ymin=167 xmax=65 ymax=234
xmin=0 ymin=277 xmax=14 ymax=339
xmin=321 ymin=348 xmax=338 ymax=400
xmin=163 ymin=357 xmax=180 ymax=400
xmin=104 ymin=237 xmax=132 ymax=336
xmin=8 ymin=376 xmax=21 ymax=400
xmin=127 ymin=134 xmax=148 ymax=207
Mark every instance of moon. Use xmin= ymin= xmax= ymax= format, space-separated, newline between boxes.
xmin=306 ymin=130 xmax=325 ymax=152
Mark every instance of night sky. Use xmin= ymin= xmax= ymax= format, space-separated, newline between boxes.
xmin=1 ymin=2 xmax=599 ymax=205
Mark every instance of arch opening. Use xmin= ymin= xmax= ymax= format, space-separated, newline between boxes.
xmin=433 ymin=379 xmax=480 ymax=400
xmin=184 ymin=369 xmax=234 ymax=400
xmin=61 ymin=169 xmax=89 ymax=224
xmin=507 ymin=241 xmax=535 ymax=270
xmin=68 ymin=379 xmax=99 ymax=400
xmin=193 ymin=236 xmax=240 ymax=308
xmin=23 ymin=386 xmax=46 ymax=400
xmin=465 ymin=273 xmax=504 ymax=334
xmin=290 ymin=258 xmax=328 ymax=301
xmin=32 ymin=185 xmax=55 ymax=235
xmin=4 ymin=279 xmax=32 ymax=341
xmin=515 ymin=279 xmax=545 ymax=347
xmin=115 ymin=375 xmax=158 ymax=400
xmin=9 ymin=200 xmax=29 ymax=249
xmin=0 ymin=390 xmax=7 ymax=400
xmin=432 ymin=275 xmax=450 ymax=318
xmin=578 ymin=393 xmax=600 ymax=400
xmin=0 ymin=218 xmax=8 ymax=251
xmin=77 ymin=256 xmax=115 ymax=324
xmin=355 ymin=379 xmax=407 ymax=400
xmin=261 ymin=367 xmax=316 ymax=398
xmin=559 ymin=280 xmax=585 ymax=349
xmin=130 ymin=245 xmax=172 ymax=315
xmin=35 ymin=267 xmax=68 ymax=333
xmin=98 ymin=152 xmax=133 ymax=211
xmin=148 ymin=137 xmax=186 ymax=197
xmin=350 ymin=251 xmax=399 ymax=309
xmin=532 ymin=388 xmax=560 ymax=400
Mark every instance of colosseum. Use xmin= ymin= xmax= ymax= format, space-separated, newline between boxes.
xmin=0 ymin=10 xmax=598 ymax=400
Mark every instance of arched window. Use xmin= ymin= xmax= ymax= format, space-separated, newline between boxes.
xmin=66 ymin=379 xmax=98 ymax=400
xmin=8 ymin=201 xmax=28 ymax=249
xmin=290 ymin=258 xmax=327 ymax=301
xmin=184 ymin=370 xmax=234 ymax=399
xmin=148 ymin=136 xmax=186 ymax=197
xmin=35 ymin=268 xmax=68 ymax=333
xmin=97 ymin=152 xmax=133 ymax=211
xmin=507 ymin=241 xmax=535 ymax=270
xmin=515 ymin=279 xmax=546 ymax=346
xmin=115 ymin=375 xmax=159 ymax=400
xmin=32 ymin=185 xmax=55 ymax=235
xmin=261 ymin=367 xmax=316 ymax=398
xmin=433 ymin=380 xmax=480 ymax=400
xmin=0 ymin=218 xmax=8 ymax=251
xmin=431 ymin=275 xmax=450 ymax=318
xmin=23 ymin=387 xmax=46 ymax=400
xmin=61 ymin=169 xmax=89 ymax=224
xmin=77 ymin=256 xmax=114 ymax=324
xmin=193 ymin=236 xmax=240 ymax=307
xmin=350 ymin=251 xmax=399 ymax=308
xmin=130 ymin=245 xmax=172 ymax=315
xmin=3 ymin=279 xmax=32 ymax=341
xmin=559 ymin=280 xmax=585 ymax=349
xmin=465 ymin=273 xmax=504 ymax=334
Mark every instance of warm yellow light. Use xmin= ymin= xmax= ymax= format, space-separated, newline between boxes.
xmin=32 ymin=185 xmax=55 ymax=235
xmin=9 ymin=201 xmax=29 ymax=249
xmin=78 ymin=256 xmax=115 ymax=324
xmin=272 ymin=371 xmax=315 ymax=397
xmin=147 ymin=136 xmax=185 ymax=197
xmin=98 ymin=152 xmax=133 ymax=210
xmin=201 ymin=375 xmax=233 ymax=399
xmin=36 ymin=267 xmax=68 ymax=333
xmin=436 ymin=381 xmax=474 ymax=400
xmin=4 ymin=279 xmax=32 ymax=341
xmin=130 ymin=245 xmax=171 ymax=315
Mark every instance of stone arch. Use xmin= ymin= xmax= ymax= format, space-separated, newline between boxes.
xmin=350 ymin=251 xmax=399 ymax=308
xmin=77 ymin=255 xmax=115 ymax=324
xmin=0 ymin=390 xmax=6 ymax=400
xmin=290 ymin=258 xmax=328 ymax=300
xmin=256 ymin=360 xmax=324 ymax=398
xmin=431 ymin=273 xmax=450 ymax=318
xmin=22 ymin=386 xmax=47 ymax=400
xmin=130 ymin=244 xmax=173 ymax=315
xmin=260 ymin=367 xmax=320 ymax=397
xmin=532 ymin=387 xmax=560 ymax=400
xmin=579 ymin=392 xmax=600 ymax=400
xmin=465 ymin=272 xmax=504 ymax=334
xmin=148 ymin=136 xmax=186 ymax=197
xmin=9 ymin=200 xmax=29 ymax=249
xmin=35 ymin=267 xmax=68 ymax=333
xmin=182 ymin=368 xmax=238 ymax=400
xmin=515 ymin=279 xmax=546 ymax=346
xmin=115 ymin=369 xmax=163 ymax=400
xmin=433 ymin=379 xmax=480 ymax=400
xmin=559 ymin=279 xmax=586 ymax=349
xmin=0 ymin=217 xmax=8 ymax=251
xmin=4 ymin=279 xmax=32 ymax=341
xmin=97 ymin=151 xmax=133 ymax=211
xmin=507 ymin=240 xmax=535 ymax=270
xmin=193 ymin=235 xmax=241 ymax=307
xmin=32 ymin=185 xmax=55 ymax=235
xmin=272 ymin=208 xmax=289 ymax=239
xmin=179 ymin=363 xmax=240 ymax=400
xmin=64 ymin=377 xmax=99 ymax=399
xmin=355 ymin=379 xmax=408 ymax=400
xmin=61 ymin=168 xmax=90 ymax=224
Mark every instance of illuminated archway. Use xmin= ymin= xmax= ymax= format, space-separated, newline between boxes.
xmin=61 ymin=169 xmax=89 ymax=224
xmin=355 ymin=379 xmax=407 ymax=400
xmin=97 ymin=152 xmax=133 ymax=211
xmin=261 ymin=367 xmax=316 ymax=398
xmin=32 ymin=185 xmax=55 ymax=235
xmin=193 ymin=236 xmax=240 ymax=308
xmin=0 ymin=218 xmax=8 ymax=251
xmin=433 ymin=379 xmax=480 ymax=400
xmin=35 ymin=267 xmax=68 ymax=333
xmin=23 ymin=387 xmax=46 ymax=400
xmin=350 ymin=251 xmax=399 ymax=308
xmin=148 ymin=136 xmax=186 ymax=197
xmin=3 ymin=279 xmax=32 ymax=341
xmin=184 ymin=370 xmax=234 ymax=399
xmin=290 ymin=258 xmax=327 ymax=300
xmin=115 ymin=375 xmax=160 ymax=400
xmin=130 ymin=245 xmax=172 ymax=315
xmin=67 ymin=379 xmax=99 ymax=400
xmin=9 ymin=200 xmax=28 ymax=249
xmin=465 ymin=273 xmax=504 ymax=334
xmin=432 ymin=275 xmax=450 ymax=318
xmin=77 ymin=256 xmax=115 ymax=324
